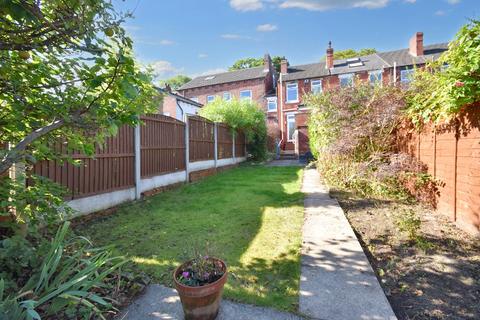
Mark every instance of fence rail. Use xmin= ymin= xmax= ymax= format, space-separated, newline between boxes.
xmin=24 ymin=115 xmax=246 ymax=205
xmin=396 ymin=103 xmax=480 ymax=234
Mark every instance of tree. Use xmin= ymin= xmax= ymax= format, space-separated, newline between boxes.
xmin=0 ymin=0 xmax=160 ymax=176
xmin=159 ymin=74 xmax=192 ymax=90
xmin=229 ymin=55 xmax=285 ymax=72
xmin=325 ymin=48 xmax=377 ymax=60
xmin=199 ymin=98 xmax=267 ymax=160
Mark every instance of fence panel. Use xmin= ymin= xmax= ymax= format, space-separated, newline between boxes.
xmin=235 ymin=130 xmax=246 ymax=157
xmin=217 ymin=123 xmax=233 ymax=159
xmin=396 ymin=103 xmax=480 ymax=234
xmin=188 ymin=116 xmax=215 ymax=162
xmin=31 ymin=125 xmax=135 ymax=200
xmin=140 ymin=114 xmax=186 ymax=178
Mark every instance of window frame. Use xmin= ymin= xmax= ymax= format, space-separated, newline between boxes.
xmin=368 ymin=70 xmax=383 ymax=86
xmin=311 ymin=79 xmax=322 ymax=95
xmin=190 ymin=96 xmax=199 ymax=103
xmin=206 ymin=95 xmax=215 ymax=103
xmin=286 ymin=113 xmax=296 ymax=142
xmin=400 ymin=69 xmax=415 ymax=84
xmin=239 ymin=89 xmax=252 ymax=101
xmin=267 ymin=97 xmax=277 ymax=112
xmin=286 ymin=82 xmax=298 ymax=103
xmin=223 ymin=92 xmax=231 ymax=101
xmin=339 ymin=73 xmax=354 ymax=88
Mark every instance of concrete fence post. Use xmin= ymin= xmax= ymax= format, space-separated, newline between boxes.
xmin=232 ymin=131 xmax=236 ymax=163
xmin=134 ymin=124 xmax=141 ymax=200
xmin=214 ymin=123 xmax=218 ymax=168
xmin=185 ymin=116 xmax=190 ymax=182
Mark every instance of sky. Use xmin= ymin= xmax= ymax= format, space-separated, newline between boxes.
xmin=113 ymin=0 xmax=480 ymax=80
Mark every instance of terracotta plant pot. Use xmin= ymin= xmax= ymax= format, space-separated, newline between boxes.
xmin=173 ymin=258 xmax=228 ymax=320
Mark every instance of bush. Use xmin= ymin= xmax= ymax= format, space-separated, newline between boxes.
xmin=306 ymin=83 xmax=435 ymax=200
xmin=406 ymin=19 xmax=480 ymax=125
xmin=199 ymin=98 xmax=267 ymax=160
xmin=0 ymin=222 xmax=126 ymax=320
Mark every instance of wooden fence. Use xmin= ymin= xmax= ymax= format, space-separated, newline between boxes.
xmin=396 ymin=104 xmax=480 ymax=235
xmin=26 ymin=115 xmax=246 ymax=205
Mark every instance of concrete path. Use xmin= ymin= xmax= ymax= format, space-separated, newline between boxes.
xmin=300 ymin=168 xmax=397 ymax=320
xmin=116 ymin=284 xmax=304 ymax=320
xmin=267 ymin=159 xmax=304 ymax=167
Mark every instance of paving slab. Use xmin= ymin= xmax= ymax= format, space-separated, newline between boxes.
xmin=116 ymin=284 xmax=304 ymax=320
xmin=300 ymin=168 xmax=397 ymax=320
xmin=266 ymin=159 xmax=304 ymax=167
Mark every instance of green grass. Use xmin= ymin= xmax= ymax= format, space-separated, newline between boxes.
xmin=76 ymin=165 xmax=304 ymax=312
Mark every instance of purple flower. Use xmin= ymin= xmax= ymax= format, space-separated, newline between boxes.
xmin=182 ymin=271 xmax=190 ymax=278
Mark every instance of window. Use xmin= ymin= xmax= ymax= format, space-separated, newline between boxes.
xmin=311 ymin=80 xmax=322 ymax=95
xmin=286 ymin=82 xmax=298 ymax=102
xmin=267 ymin=97 xmax=277 ymax=112
xmin=190 ymin=97 xmax=199 ymax=103
xmin=240 ymin=90 xmax=252 ymax=100
xmin=400 ymin=69 xmax=415 ymax=84
xmin=223 ymin=92 xmax=231 ymax=101
xmin=339 ymin=73 xmax=354 ymax=88
xmin=206 ymin=95 xmax=215 ymax=103
xmin=287 ymin=114 xmax=296 ymax=141
xmin=369 ymin=70 xmax=383 ymax=85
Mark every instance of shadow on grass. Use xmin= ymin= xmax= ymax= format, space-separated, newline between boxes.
xmin=75 ymin=165 xmax=305 ymax=312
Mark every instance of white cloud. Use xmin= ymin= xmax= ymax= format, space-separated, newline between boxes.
xmin=221 ymin=34 xmax=252 ymax=40
xmin=230 ymin=0 xmax=264 ymax=11
xmin=279 ymin=0 xmax=389 ymax=10
xmin=257 ymin=24 xmax=278 ymax=32
xmin=147 ymin=60 xmax=183 ymax=79
xmin=435 ymin=10 xmax=446 ymax=15
xmin=446 ymin=0 xmax=460 ymax=4
xmin=404 ymin=0 xmax=416 ymax=3
xmin=136 ymin=38 xmax=176 ymax=46
xmin=198 ymin=53 xmax=208 ymax=59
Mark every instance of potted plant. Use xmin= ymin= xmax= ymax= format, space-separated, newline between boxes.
xmin=173 ymin=254 xmax=227 ymax=320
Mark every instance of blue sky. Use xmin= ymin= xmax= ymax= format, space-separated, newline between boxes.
xmin=114 ymin=0 xmax=479 ymax=80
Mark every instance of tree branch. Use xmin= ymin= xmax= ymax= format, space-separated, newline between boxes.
xmin=0 ymin=119 xmax=64 ymax=175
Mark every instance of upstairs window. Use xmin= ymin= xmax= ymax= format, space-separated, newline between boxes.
xmin=223 ymin=92 xmax=231 ymax=101
xmin=339 ymin=73 xmax=354 ymax=88
xmin=267 ymin=98 xmax=277 ymax=112
xmin=190 ymin=97 xmax=199 ymax=103
xmin=207 ymin=95 xmax=215 ymax=103
xmin=311 ymin=79 xmax=322 ymax=95
xmin=240 ymin=90 xmax=252 ymax=101
xmin=400 ymin=69 xmax=415 ymax=84
xmin=286 ymin=82 xmax=298 ymax=102
xmin=369 ymin=70 xmax=383 ymax=85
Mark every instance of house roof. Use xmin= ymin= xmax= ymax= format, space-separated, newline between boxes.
xmin=282 ymin=42 xmax=449 ymax=81
xmin=156 ymin=87 xmax=203 ymax=107
xmin=178 ymin=66 xmax=268 ymax=90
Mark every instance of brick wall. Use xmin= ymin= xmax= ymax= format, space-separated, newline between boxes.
xmin=180 ymin=77 xmax=268 ymax=110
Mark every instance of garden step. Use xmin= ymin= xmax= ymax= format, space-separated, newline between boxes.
xmin=116 ymin=284 xmax=305 ymax=320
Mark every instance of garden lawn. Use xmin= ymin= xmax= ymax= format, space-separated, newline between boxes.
xmin=76 ymin=165 xmax=304 ymax=312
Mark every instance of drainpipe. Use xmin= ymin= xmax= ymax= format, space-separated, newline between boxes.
xmin=393 ymin=61 xmax=397 ymax=85
xmin=279 ymin=73 xmax=284 ymax=147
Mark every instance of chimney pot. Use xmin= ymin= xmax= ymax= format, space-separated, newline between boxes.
xmin=326 ymin=41 xmax=334 ymax=69
xmin=409 ymin=32 xmax=424 ymax=57
xmin=280 ymin=59 xmax=288 ymax=74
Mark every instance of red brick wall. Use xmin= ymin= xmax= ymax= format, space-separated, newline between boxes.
xmin=161 ymin=95 xmax=178 ymax=118
xmin=180 ymin=78 xmax=269 ymax=110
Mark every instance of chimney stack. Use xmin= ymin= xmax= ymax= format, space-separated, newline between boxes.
xmin=409 ymin=32 xmax=424 ymax=57
xmin=326 ymin=41 xmax=334 ymax=69
xmin=280 ymin=59 xmax=288 ymax=74
xmin=264 ymin=53 xmax=272 ymax=71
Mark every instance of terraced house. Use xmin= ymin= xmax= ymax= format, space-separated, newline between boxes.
xmin=176 ymin=32 xmax=448 ymax=159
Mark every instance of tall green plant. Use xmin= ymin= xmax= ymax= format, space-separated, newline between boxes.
xmin=199 ymin=98 xmax=267 ymax=160
xmin=0 ymin=222 xmax=125 ymax=320
xmin=407 ymin=19 xmax=480 ymax=125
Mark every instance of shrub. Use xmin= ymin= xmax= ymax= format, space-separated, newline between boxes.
xmin=0 ymin=222 xmax=125 ymax=320
xmin=199 ymin=98 xmax=267 ymax=160
xmin=406 ymin=19 xmax=480 ymax=125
